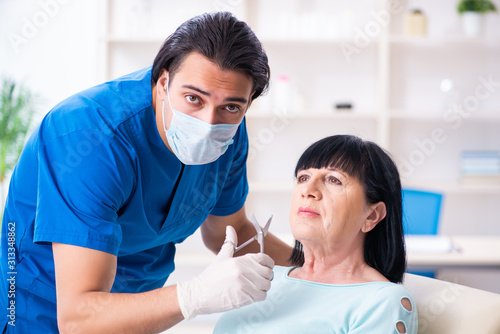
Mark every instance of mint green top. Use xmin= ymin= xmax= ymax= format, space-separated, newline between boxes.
xmin=214 ymin=266 xmax=418 ymax=334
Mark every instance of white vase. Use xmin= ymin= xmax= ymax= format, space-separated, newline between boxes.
xmin=461 ymin=12 xmax=484 ymax=38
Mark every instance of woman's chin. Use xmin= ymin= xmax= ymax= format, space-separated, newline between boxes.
xmin=291 ymin=229 xmax=318 ymax=244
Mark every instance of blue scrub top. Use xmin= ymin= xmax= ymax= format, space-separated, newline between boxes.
xmin=0 ymin=67 xmax=249 ymax=332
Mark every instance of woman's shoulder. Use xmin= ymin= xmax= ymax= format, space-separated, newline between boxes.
xmin=367 ymin=281 xmax=414 ymax=298
xmin=377 ymin=281 xmax=413 ymax=296
xmin=360 ymin=281 xmax=416 ymax=311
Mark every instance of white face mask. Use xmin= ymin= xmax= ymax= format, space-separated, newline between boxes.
xmin=162 ymin=76 xmax=240 ymax=165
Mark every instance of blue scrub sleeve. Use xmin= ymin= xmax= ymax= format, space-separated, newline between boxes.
xmin=210 ymin=120 xmax=249 ymax=216
xmin=33 ymin=129 xmax=136 ymax=255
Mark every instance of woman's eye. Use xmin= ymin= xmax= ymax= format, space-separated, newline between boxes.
xmin=297 ymin=174 xmax=309 ymax=183
xmin=224 ymin=105 xmax=241 ymax=113
xmin=327 ymin=176 xmax=341 ymax=185
xmin=185 ymin=95 xmax=200 ymax=104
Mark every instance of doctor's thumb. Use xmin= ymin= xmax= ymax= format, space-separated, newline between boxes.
xmin=218 ymin=225 xmax=237 ymax=258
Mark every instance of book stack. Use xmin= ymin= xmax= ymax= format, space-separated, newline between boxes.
xmin=460 ymin=151 xmax=500 ymax=186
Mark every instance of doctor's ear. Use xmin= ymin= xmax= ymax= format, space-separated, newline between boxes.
xmin=245 ymin=90 xmax=257 ymax=112
xmin=361 ymin=201 xmax=386 ymax=233
xmin=156 ymin=70 xmax=169 ymax=100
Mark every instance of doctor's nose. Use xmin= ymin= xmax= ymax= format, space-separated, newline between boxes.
xmin=193 ymin=108 xmax=219 ymax=125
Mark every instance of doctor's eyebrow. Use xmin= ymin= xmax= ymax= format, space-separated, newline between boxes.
xmin=181 ymin=84 xmax=248 ymax=104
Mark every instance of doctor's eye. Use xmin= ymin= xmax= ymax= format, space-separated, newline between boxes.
xmin=185 ymin=95 xmax=200 ymax=104
xmin=224 ymin=104 xmax=241 ymax=113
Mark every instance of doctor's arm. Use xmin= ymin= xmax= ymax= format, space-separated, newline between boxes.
xmin=53 ymin=242 xmax=184 ymax=334
xmin=201 ymin=205 xmax=293 ymax=266
xmin=53 ymin=227 xmax=276 ymax=332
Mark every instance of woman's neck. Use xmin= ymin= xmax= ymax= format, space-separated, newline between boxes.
xmin=289 ymin=244 xmax=388 ymax=284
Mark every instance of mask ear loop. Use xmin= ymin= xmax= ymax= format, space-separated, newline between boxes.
xmin=162 ymin=73 xmax=171 ymax=134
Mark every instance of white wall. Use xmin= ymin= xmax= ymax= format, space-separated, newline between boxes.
xmin=0 ymin=0 xmax=100 ymax=117
xmin=0 ymin=0 xmax=101 ymax=207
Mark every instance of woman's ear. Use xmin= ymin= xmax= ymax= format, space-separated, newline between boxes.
xmin=362 ymin=201 xmax=387 ymax=233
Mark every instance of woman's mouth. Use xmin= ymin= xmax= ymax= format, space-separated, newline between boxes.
xmin=298 ymin=207 xmax=320 ymax=217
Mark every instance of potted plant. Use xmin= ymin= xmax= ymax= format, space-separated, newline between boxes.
xmin=0 ymin=79 xmax=35 ymax=217
xmin=457 ymin=0 xmax=497 ymax=37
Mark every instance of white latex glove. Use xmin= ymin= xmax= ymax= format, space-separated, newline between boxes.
xmin=176 ymin=225 xmax=275 ymax=320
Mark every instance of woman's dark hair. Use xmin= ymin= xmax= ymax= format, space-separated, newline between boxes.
xmin=289 ymin=135 xmax=406 ymax=283
xmin=151 ymin=12 xmax=270 ymax=101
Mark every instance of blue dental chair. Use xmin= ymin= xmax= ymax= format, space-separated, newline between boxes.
xmin=402 ymin=188 xmax=443 ymax=278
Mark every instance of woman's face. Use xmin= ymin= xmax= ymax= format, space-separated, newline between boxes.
xmin=289 ymin=167 xmax=378 ymax=250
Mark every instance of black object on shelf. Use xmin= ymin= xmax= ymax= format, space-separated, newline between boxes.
xmin=334 ymin=102 xmax=353 ymax=110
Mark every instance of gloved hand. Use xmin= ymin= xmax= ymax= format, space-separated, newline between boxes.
xmin=176 ymin=225 xmax=275 ymax=320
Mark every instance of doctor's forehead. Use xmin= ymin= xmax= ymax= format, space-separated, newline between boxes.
xmin=168 ymin=53 xmax=251 ymax=84
xmin=168 ymin=53 xmax=253 ymax=95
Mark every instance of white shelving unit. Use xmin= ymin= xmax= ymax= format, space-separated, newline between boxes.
xmin=99 ymin=0 xmax=500 ymax=308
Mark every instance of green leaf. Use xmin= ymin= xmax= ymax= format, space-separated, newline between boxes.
xmin=0 ymin=78 xmax=36 ymax=181
xmin=457 ymin=0 xmax=497 ymax=13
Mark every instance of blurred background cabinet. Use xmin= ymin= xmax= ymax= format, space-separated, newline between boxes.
xmin=98 ymin=0 xmax=500 ymax=291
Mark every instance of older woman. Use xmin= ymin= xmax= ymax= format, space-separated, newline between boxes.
xmin=214 ymin=135 xmax=417 ymax=334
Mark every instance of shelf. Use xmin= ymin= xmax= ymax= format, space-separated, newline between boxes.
xmin=389 ymin=111 xmax=444 ymax=121
xmin=389 ymin=110 xmax=500 ymax=121
xmin=260 ymin=38 xmax=380 ymax=47
xmin=403 ymin=181 xmax=500 ymax=195
xmin=389 ymin=35 xmax=500 ymax=46
xmin=99 ymin=36 xmax=381 ymax=47
xmin=247 ymin=111 xmax=378 ymax=121
xmin=99 ymin=36 xmax=165 ymax=44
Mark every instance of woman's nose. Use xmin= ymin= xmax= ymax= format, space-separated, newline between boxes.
xmin=301 ymin=180 xmax=322 ymax=200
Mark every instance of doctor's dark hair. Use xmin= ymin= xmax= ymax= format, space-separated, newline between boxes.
xmin=289 ymin=135 xmax=407 ymax=283
xmin=151 ymin=11 xmax=270 ymax=101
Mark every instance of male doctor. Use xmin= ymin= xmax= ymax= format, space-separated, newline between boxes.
xmin=0 ymin=12 xmax=292 ymax=333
